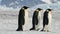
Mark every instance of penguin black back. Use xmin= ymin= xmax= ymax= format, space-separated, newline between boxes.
xmin=18 ymin=6 xmax=29 ymax=25
xmin=33 ymin=8 xmax=42 ymax=25
xmin=30 ymin=8 xmax=42 ymax=30
xmin=43 ymin=11 xmax=48 ymax=25
xmin=41 ymin=8 xmax=52 ymax=31
xmin=43 ymin=8 xmax=52 ymax=26
xmin=16 ymin=6 xmax=29 ymax=31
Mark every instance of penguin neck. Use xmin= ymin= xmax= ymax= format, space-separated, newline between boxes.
xmin=24 ymin=9 xmax=28 ymax=12
xmin=49 ymin=11 xmax=51 ymax=14
xmin=24 ymin=9 xmax=28 ymax=16
xmin=36 ymin=11 xmax=39 ymax=13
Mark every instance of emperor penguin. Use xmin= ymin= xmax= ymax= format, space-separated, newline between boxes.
xmin=16 ymin=6 xmax=29 ymax=31
xmin=30 ymin=8 xmax=42 ymax=31
xmin=41 ymin=9 xmax=52 ymax=32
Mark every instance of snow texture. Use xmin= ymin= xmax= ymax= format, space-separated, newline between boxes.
xmin=0 ymin=8 xmax=60 ymax=34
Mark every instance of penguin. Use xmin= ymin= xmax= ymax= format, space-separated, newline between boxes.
xmin=41 ymin=9 xmax=52 ymax=32
xmin=30 ymin=8 xmax=42 ymax=31
xmin=16 ymin=6 xmax=29 ymax=31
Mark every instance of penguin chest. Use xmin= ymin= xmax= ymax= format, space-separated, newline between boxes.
xmin=38 ymin=12 xmax=41 ymax=23
xmin=48 ymin=12 xmax=52 ymax=24
xmin=24 ymin=10 xmax=29 ymax=24
xmin=23 ymin=10 xmax=29 ymax=31
xmin=38 ymin=12 xmax=41 ymax=20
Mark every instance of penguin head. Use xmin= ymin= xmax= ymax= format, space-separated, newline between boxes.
xmin=22 ymin=6 xmax=29 ymax=10
xmin=36 ymin=8 xmax=42 ymax=12
xmin=46 ymin=8 xmax=52 ymax=12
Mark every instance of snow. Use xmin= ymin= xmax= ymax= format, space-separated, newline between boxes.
xmin=0 ymin=8 xmax=60 ymax=34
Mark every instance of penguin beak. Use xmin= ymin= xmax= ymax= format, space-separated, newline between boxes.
xmin=50 ymin=9 xmax=53 ymax=11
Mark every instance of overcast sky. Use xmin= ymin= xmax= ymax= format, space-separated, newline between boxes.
xmin=0 ymin=0 xmax=60 ymax=8
xmin=0 ymin=0 xmax=60 ymax=11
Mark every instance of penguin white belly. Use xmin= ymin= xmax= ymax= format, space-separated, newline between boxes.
xmin=23 ymin=10 xmax=29 ymax=31
xmin=35 ymin=11 xmax=41 ymax=30
xmin=48 ymin=12 xmax=52 ymax=24
xmin=48 ymin=12 xmax=52 ymax=30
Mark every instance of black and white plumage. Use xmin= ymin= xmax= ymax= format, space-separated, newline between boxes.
xmin=30 ymin=8 xmax=42 ymax=31
xmin=41 ymin=9 xmax=52 ymax=32
xmin=16 ymin=6 xmax=29 ymax=31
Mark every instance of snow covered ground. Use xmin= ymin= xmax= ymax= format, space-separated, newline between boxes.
xmin=0 ymin=9 xmax=60 ymax=34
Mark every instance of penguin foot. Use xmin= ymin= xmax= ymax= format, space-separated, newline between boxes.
xmin=30 ymin=28 xmax=35 ymax=31
xmin=47 ymin=30 xmax=50 ymax=32
xmin=43 ymin=30 xmax=50 ymax=32
xmin=41 ymin=29 xmax=50 ymax=32
xmin=16 ymin=29 xmax=23 ymax=31
xmin=41 ymin=29 xmax=43 ymax=31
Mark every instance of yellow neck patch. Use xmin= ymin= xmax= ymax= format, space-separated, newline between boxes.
xmin=36 ymin=10 xmax=39 ymax=11
xmin=22 ymin=8 xmax=25 ymax=9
